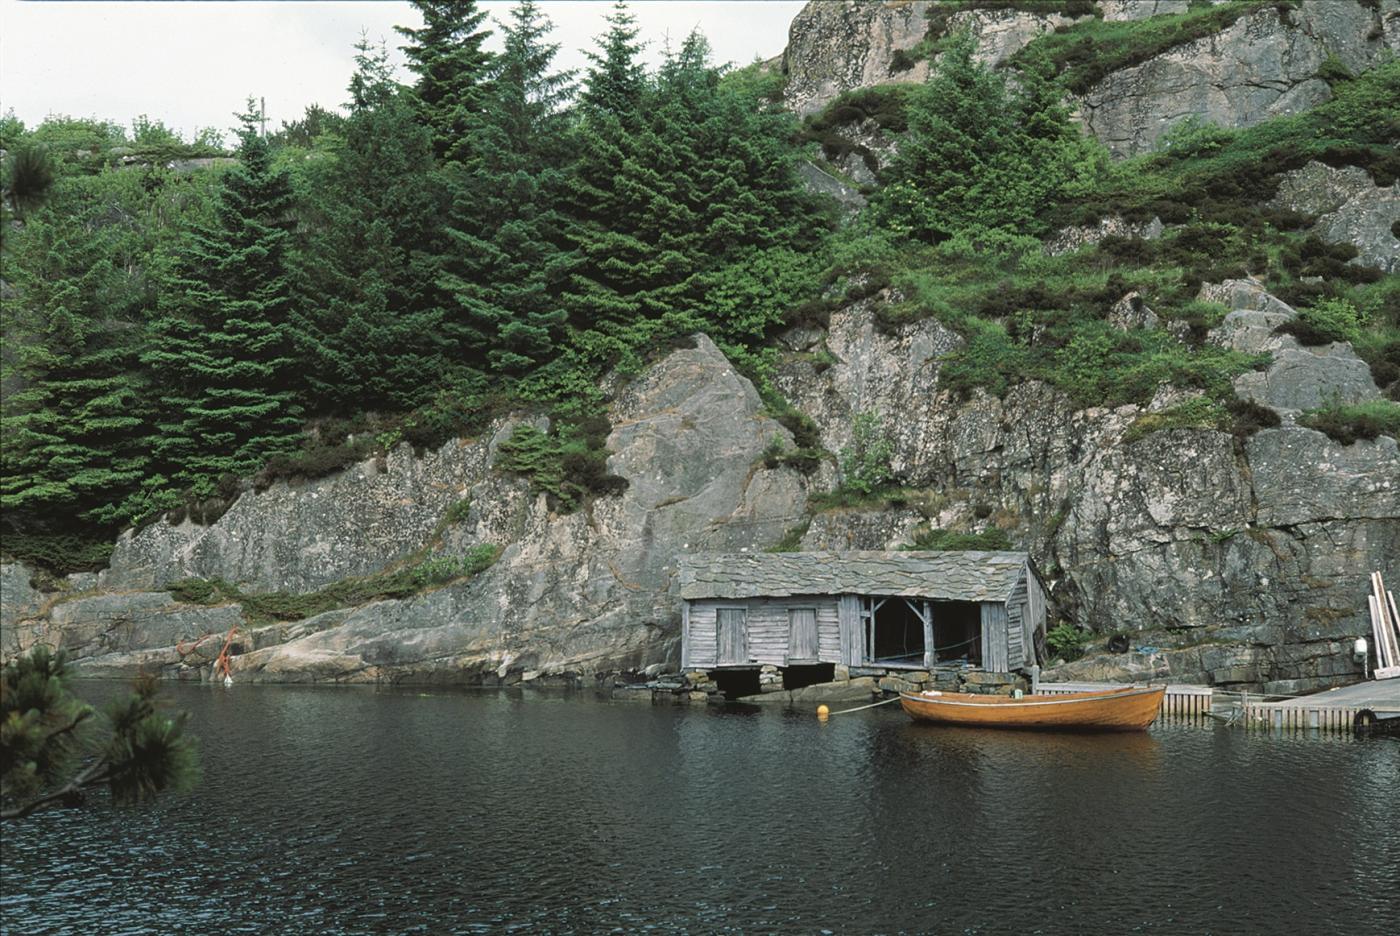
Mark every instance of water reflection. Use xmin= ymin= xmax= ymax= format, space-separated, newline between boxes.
xmin=1 ymin=684 xmax=1396 ymax=935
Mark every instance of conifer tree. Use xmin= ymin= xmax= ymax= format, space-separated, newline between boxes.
xmin=294 ymin=38 xmax=453 ymax=409
xmin=0 ymin=182 xmax=152 ymax=532
xmin=440 ymin=0 xmax=575 ymax=373
xmin=396 ymin=0 xmax=495 ymax=162
xmin=145 ymin=102 xmax=302 ymax=498
xmin=873 ymin=31 xmax=1101 ymax=241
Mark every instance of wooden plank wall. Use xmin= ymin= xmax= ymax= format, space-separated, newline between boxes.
xmin=686 ymin=596 xmax=841 ymax=667
xmin=1005 ymin=573 xmax=1028 ymax=671
xmin=981 ymin=603 xmax=1009 ymax=673
xmin=1025 ymin=574 xmax=1046 ymax=666
xmin=839 ymin=594 xmax=862 ymax=666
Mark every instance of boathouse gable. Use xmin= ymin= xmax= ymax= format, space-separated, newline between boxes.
xmin=678 ymin=551 xmax=1045 ymax=675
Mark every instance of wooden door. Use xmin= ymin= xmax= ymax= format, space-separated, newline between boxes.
xmin=717 ymin=608 xmax=748 ymax=665
xmin=788 ymin=608 xmax=818 ymax=662
xmin=981 ymin=603 xmax=1009 ymax=673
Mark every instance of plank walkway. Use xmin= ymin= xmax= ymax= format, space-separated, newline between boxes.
xmin=1036 ymin=681 xmax=1212 ymax=718
xmin=1038 ymin=679 xmax=1400 ymax=733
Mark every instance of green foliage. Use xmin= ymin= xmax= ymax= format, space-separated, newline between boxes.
xmin=396 ymin=0 xmax=496 ymax=161
xmin=760 ymin=435 xmax=824 ymax=475
xmin=495 ymin=417 xmax=627 ymax=512
xmin=765 ymin=518 xmax=812 ymax=553
xmin=292 ymin=38 xmax=454 ymax=411
xmin=1 ymin=648 xmax=197 ymax=820
xmin=1012 ymin=1 xmax=1273 ymax=95
xmin=0 ymin=533 xmax=114 ymax=575
xmin=1045 ymin=622 xmax=1089 ymax=661
xmin=1122 ymin=397 xmax=1228 ymax=442
xmin=873 ymin=31 xmax=1104 ymax=242
xmin=837 ymin=411 xmax=894 ymax=496
xmin=1298 ymin=400 xmax=1400 ymax=445
xmin=1278 ymin=297 xmax=1364 ymax=345
xmin=903 ymin=527 xmax=1013 ymax=551
xmin=144 ymin=103 xmax=304 ymax=499
xmin=2 ymin=144 xmax=55 ymax=218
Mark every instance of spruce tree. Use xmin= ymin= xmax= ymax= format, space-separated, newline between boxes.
xmin=396 ymin=0 xmax=495 ymax=162
xmin=0 ymin=181 xmax=152 ymax=533
xmin=440 ymin=0 xmax=575 ymax=373
xmin=145 ymin=102 xmax=302 ymax=498
xmin=873 ymin=31 xmax=1101 ymax=241
xmin=294 ymin=39 xmax=453 ymax=409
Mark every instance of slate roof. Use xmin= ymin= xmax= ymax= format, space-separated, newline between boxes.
xmin=678 ymin=550 xmax=1031 ymax=603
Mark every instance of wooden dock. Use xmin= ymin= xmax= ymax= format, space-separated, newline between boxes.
xmin=1038 ymin=680 xmax=1400 ymax=733
xmin=1036 ymin=682 xmax=1212 ymax=718
xmin=1242 ymin=678 xmax=1400 ymax=733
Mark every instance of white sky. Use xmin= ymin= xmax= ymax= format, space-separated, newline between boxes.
xmin=1 ymin=1 xmax=805 ymax=139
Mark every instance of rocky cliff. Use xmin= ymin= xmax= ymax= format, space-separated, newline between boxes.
xmin=783 ymin=0 xmax=1399 ymax=157
xmin=2 ymin=0 xmax=1397 ymax=693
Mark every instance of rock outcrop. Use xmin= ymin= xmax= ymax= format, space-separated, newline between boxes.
xmin=1080 ymin=0 xmax=1399 ymax=157
xmin=1268 ymin=161 xmax=1400 ymax=274
xmin=781 ymin=0 xmax=1397 ymax=160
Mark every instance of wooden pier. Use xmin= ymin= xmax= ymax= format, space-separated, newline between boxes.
xmin=1036 ymin=682 xmax=1212 ymax=718
xmin=1038 ymin=680 xmax=1400 ymax=733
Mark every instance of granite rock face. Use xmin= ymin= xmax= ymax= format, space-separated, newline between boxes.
xmin=775 ymin=297 xmax=1398 ymax=647
xmin=782 ymin=0 xmax=934 ymax=116
xmin=1080 ymin=0 xmax=1399 ymax=157
xmin=1269 ymin=162 xmax=1400 ymax=274
xmin=4 ymin=337 xmax=808 ymax=684
xmin=1204 ymin=279 xmax=1382 ymax=413
xmin=781 ymin=1 xmax=1092 ymax=117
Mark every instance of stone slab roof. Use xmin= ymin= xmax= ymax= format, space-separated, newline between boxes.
xmin=678 ymin=550 xmax=1031 ymax=603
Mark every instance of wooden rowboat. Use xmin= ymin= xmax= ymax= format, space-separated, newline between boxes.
xmin=899 ymin=685 xmax=1166 ymax=732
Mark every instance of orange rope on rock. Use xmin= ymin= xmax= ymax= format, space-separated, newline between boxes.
xmin=212 ymin=626 xmax=239 ymax=680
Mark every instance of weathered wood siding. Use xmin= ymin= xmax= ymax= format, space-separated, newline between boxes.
xmin=718 ymin=608 xmax=748 ymax=664
xmin=686 ymin=596 xmax=840 ymax=667
xmin=981 ymin=603 xmax=1010 ymax=673
xmin=789 ymin=609 xmax=819 ymax=661
xmin=1005 ymin=571 xmax=1028 ymax=671
xmin=838 ymin=594 xmax=862 ymax=666
xmin=1025 ymin=573 xmax=1046 ymax=666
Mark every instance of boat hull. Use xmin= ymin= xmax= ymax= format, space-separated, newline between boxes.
xmin=899 ymin=685 xmax=1166 ymax=732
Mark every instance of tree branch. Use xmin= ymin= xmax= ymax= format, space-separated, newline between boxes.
xmin=0 ymin=757 xmax=112 ymax=822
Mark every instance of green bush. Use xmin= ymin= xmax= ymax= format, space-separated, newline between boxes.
xmin=1278 ymin=298 xmax=1364 ymax=345
xmin=495 ymin=419 xmax=627 ymax=513
xmin=1122 ymin=397 xmax=1229 ymax=443
xmin=166 ymin=545 xmax=502 ymax=624
xmin=1045 ymin=621 xmax=1090 ymax=661
xmin=903 ymin=527 xmax=1013 ymax=551
xmin=837 ymin=411 xmax=894 ymax=496
xmin=1298 ymin=400 xmax=1400 ymax=445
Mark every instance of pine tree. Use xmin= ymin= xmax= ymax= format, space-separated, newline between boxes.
xmin=0 ymin=179 xmax=153 ymax=533
xmin=579 ymin=1 xmax=646 ymax=122
xmin=873 ymin=31 xmax=1101 ymax=241
xmin=440 ymin=0 xmax=575 ymax=373
xmin=396 ymin=0 xmax=495 ymax=162
xmin=144 ymin=102 xmax=302 ymax=498
xmin=294 ymin=38 xmax=454 ymax=409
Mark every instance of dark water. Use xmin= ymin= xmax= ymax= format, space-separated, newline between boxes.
xmin=3 ymin=684 xmax=1397 ymax=935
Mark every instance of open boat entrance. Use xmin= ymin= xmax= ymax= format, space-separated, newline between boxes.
xmin=864 ymin=597 xmax=983 ymax=669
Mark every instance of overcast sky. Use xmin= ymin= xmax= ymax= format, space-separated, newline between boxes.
xmin=2 ymin=1 xmax=806 ymax=138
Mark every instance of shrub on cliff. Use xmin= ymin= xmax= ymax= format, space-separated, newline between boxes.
xmin=872 ymin=31 xmax=1104 ymax=242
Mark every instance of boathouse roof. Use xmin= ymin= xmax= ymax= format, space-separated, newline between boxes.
xmin=677 ymin=550 xmax=1034 ymax=603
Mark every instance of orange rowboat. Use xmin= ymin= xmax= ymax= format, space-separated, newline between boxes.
xmin=899 ymin=685 xmax=1166 ymax=732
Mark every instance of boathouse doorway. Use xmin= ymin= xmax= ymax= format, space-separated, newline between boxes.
xmin=870 ymin=598 xmax=929 ymax=668
xmin=932 ymin=600 xmax=982 ymax=665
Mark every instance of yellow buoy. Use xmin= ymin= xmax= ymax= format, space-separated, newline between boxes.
xmin=817 ymin=704 xmax=830 ymax=719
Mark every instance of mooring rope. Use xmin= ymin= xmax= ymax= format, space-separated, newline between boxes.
xmin=824 ymin=696 xmax=904 ymax=716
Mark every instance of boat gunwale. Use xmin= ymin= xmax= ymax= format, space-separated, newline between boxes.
xmin=898 ymin=686 xmax=1165 ymax=709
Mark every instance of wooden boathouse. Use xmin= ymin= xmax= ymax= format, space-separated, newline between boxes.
xmin=677 ymin=550 xmax=1046 ymax=676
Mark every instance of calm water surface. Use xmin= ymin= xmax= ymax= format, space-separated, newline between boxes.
xmin=2 ymin=683 xmax=1397 ymax=935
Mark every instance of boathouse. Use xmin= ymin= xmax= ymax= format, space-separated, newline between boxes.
xmin=677 ymin=550 xmax=1046 ymax=675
